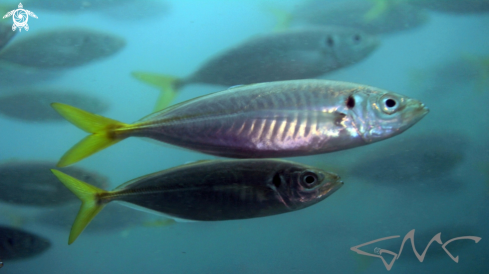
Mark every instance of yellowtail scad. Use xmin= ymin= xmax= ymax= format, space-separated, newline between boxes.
xmin=50 ymin=159 xmax=343 ymax=244
xmin=51 ymin=79 xmax=429 ymax=167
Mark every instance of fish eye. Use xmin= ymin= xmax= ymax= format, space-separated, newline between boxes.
xmin=301 ymin=171 xmax=319 ymax=188
xmin=272 ymin=173 xmax=282 ymax=188
xmin=325 ymin=36 xmax=334 ymax=47
xmin=346 ymin=95 xmax=355 ymax=109
xmin=385 ymin=99 xmax=396 ymax=108
xmin=352 ymin=34 xmax=362 ymax=43
xmin=379 ymin=95 xmax=402 ymax=114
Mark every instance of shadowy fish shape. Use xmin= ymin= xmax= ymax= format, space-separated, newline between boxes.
xmin=408 ymin=0 xmax=489 ymax=13
xmin=0 ymin=161 xmax=109 ymax=206
xmin=132 ymin=27 xmax=379 ymax=110
xmin=51 ymin=79 xmax=429 ymax=167
xmin=35 ymin=202 xmax=157 ymax=233
xmin=0 ymin=89 xmax=109 ymax=122
xmin=350 ymin=132 xmax=468 ymax=184
xmin=0 ymin=226 xmax=51 ymax=261
xmin=22 ymin=0 xmax=170 ymax=21
xmin=410 ymin=54 xmax=489 ymax=94
xmin=0 ymin=28 xmax=125 ymax=69
xmin=291 ymin=0 xmax=429 ymax=35
xmin=51 ymin=158 xmax=343 ymax=244
xmin=0 ymin=64 xmax=63 ymax=88
xmin=0 ymin=23 xmax=16 ymax=51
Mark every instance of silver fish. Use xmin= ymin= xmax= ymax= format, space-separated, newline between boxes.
xmin=0 ymin=28 xmax=125 ymax=69
xmin=51 ymin=159 xmax=343 ymax=244
xmin=132 ymin=27 xmax=379 ymax=110
xmin=51 ymin=79 xmax=429 ymax=167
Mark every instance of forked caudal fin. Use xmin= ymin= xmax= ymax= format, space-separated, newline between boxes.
xmin=51 ymin=103 xmax=130 ymax=167
xmin=131 ymin=71 xmax=181 ymax=112
xmin=51 ymin=169 xmax=109 ymax=245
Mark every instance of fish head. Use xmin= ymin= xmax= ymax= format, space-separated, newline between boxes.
xmin=350 ymin=88 xmax=429 ymax=143
xmin=319 ymin=27 xmax=380 ymax=67
xmin=277 ymin=165 xmax=343 ymax=208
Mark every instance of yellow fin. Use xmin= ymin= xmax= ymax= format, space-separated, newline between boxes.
xmin=51 ymin=103 xmax=130 ymax=167
xmin=131 ymin=71 xmax=180 ymax=111
xmin=51 ymin=169 xmax=109 ymax=245
xmin=261 ymin=3 xmax=293 ymax=32
xmin=143 ymin=218 xmax=177 ymax=228
xmin=364 ymin=0 xmax=403 ymax=21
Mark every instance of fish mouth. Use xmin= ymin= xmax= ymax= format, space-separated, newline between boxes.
xmin=320 ymin=180 xmax=343 ymax=198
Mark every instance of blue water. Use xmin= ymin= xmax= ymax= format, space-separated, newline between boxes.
xmin=1 ymin=0 xmax=488 ymax=273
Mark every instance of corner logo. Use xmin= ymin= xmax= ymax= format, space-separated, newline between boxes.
xmin=351 ymin=229 xmax=481 ymax=271
xmin=2 ymin=3 xmax=38 ymax=32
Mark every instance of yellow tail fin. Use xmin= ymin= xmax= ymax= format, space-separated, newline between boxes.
xmin=51 ymin=103 xmax=130 ymax=167
xmin=261 ymin=3 xmax=293 ymax=32
xmin=131 ymin=71 xmax=180 ymax=112
xmin=51 ymin=169 xmax=109 ymax=245
xmin=364 ymin=0 xmax=401 ymax=21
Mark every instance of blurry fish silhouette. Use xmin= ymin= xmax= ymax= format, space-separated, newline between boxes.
xmin=0 ymin=89 xmax=109 ymax=122
xmin=408 ymin=0 xmax=489 ymax=13
xmin=409 ymin=54 xmax=489 ymax=94
xmin=0 ymin=23 xmax=16 ymax=51
xmin=0 ymin=161 xmax=108 ymax=206
xmin=132 ymin=27 xmax=379 ymax=110
xmin=0 ymin=28 xmax=125 ymax=69
xmin=51 ymin=80 xmax=428 ymax=167
xmin=350 ymin=132 xmax=468 ymax=191
xmin=0 ymin=226 xmax=51 ymax=261
xmin=288 ymin=0 xmax=428 ymax=35
xmin=50 ymin=159 xmax=343 ymax=244
xmin=22 ymin=0 xmax=169 ymax=20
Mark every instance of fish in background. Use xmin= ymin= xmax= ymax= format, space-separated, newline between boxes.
xmin=407 ymin=0 xmax=489 ymax=14
xmin=288 ymin=0 xmax=429 ymax=35
xmin=21 ymin=0 xmax=169 ymax=20
xmin=0 ymin=65 xmax=63 ymax=88
xmin=0 ymin=226 xmax=51 ymax=261
xmin=34 ymin=202 xmax=174 ymax=233
xmin=132 ymin=27 xmax=379 ymax=110
xmin=0 ymin=23 xmax=16 ymax=51
xmin=410 ymin=54 xmax=489 ymax=94
xmin=0 ymin=28 xmax=126 ymax=69
xmin=0 ymin=89 xmax=109 ymax=122
xmin=0 ymin=161 xmax=108 ymax=206
xmin=51 ymin=79 xmax=428 ymax=167
xmin=50 ymin=159 xmax=343 ymax=244
xmin=350 ymin=132 xmax=468 ymax=192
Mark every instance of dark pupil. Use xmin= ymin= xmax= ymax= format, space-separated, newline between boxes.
xmin=385 ymin=99 xmax=396 ymax=108
xmin=353 ymin=34 xmax=361 ymax=43
xmin=326 ymin=36 xmax=334 ymax=47
xmin=346 ymin=95 xmax=355 ymax=109
xmin=304 ymin=175 xmax=316 ymax=185
xmin=272 ymin=173 xmax=281 ymax=188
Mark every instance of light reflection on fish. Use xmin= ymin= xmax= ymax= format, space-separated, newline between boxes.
xmin=50 ymin=159 xmax=343 ymax=244
xmin=51 ymin=79 xmax=429 ymax=167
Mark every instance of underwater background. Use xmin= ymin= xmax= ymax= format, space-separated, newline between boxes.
xmin=0 ymin=0 xmax=488 ymax=273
